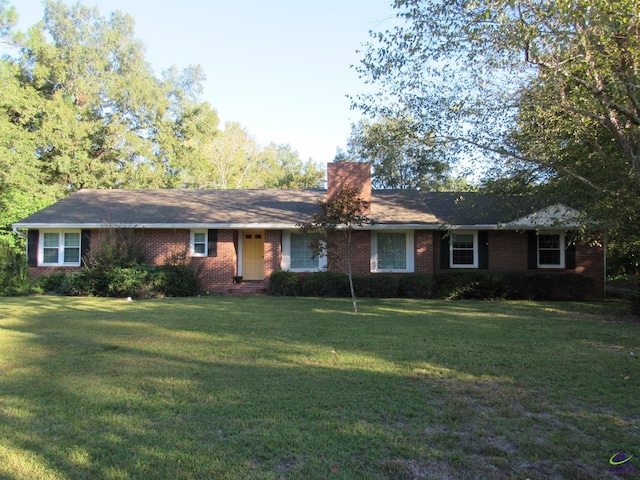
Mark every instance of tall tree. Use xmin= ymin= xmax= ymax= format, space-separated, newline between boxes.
xmin=354 ymin=0 xmax=640 ymax=234
xmin=262 ymin=143 xmax=325 ymax=189
xmin=344 ymin=115 xmax=456 ymax=190
xmin=18 ymin=0 xmax=196 ymax=190
xmin=0 ymin=1 xmax=59 ymax=248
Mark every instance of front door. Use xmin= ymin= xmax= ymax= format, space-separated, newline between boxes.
xmin=242 ymin=231 xmax=264 ymax=280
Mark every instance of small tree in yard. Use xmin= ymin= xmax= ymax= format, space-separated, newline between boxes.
xmin=298 ymin=186 xmax=371 ymax=313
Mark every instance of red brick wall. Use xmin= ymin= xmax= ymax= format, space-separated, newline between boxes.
xmin=192 ymin=230 xmax=237 ymax=292
xmin=327 ymin=162 xmax=372 ymax=215
xmin=489 ymin=231 xmax=529 ymax=271
xmin=132 ymin=229 xmax=239 ymax=293
xmin=264 ymin=230 xmax=282 ymax=279
xmin=415 ymin=230 xmax=435 ymax=273
xmin=327 ymin=230 xmax=371 ymax=274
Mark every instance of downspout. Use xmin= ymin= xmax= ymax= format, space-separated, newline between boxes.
xmin=12 ymin=225 xmax=27 ymax=239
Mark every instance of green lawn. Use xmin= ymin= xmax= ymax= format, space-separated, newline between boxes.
xmin=0 ymin=296 xmax=638 ymax=479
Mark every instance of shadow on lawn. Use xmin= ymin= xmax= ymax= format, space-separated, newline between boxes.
xmin=0 ymin=296 xmax=638 ymax=479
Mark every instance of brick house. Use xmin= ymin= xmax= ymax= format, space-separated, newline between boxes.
xmin=13 ymin=162 xmax=605 ymax=297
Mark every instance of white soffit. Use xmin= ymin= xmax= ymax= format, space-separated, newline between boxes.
xmin=504 ymin=204 xmax=584 ymax=228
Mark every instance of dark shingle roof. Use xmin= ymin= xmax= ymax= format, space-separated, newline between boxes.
xmin=13 ymin=188 xmax=553 ymax=229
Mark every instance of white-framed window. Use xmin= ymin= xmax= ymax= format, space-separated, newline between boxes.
xmin=371 ymin=231 xmax=414 ymax=272
xmin=282 ymin=231 xmax=326 ymax=271
xmin=191 ymin=230 xmax=208 ymax=257
xmin=537 ymin=233 xmax=565 ymax=268
xmin=450 ymin=231 xmax=478 ymax=268
xmin=40 ymin=230 xmax=81 ymax=266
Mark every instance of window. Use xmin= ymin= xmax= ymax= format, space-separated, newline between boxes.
xmin=192 ymin=231 xmax=207 ymax=256
xmin=290 ymin=233 xmax=317 ymax=269
xmin=450 ymin=232 xmax=478 ymax=268
xmin=282 ymin=232 xmax=326 ymax=271
xmin=371 ymin=231 xmax=414 ymax=272
xmin=40 ymin=231 xmax=81 ymax=266
xmin=538 ymin=233 xmax=565 ymax=268
xmin=191 ymin=230 xmax=218 ymax=257
xmin=378 ymin=233 xmax=406 ymax=270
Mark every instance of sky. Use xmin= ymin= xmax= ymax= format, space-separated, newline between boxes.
xmin=14 ymin=0 xmax=398 ymax=165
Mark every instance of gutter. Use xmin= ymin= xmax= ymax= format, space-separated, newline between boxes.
xmin=12 ymin=225 xmax=27 ymax=239
xmin=11 ymin=222 xmax=584 ymax=231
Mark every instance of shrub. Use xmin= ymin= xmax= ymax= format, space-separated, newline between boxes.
xmin=399 ymin=274 xmax=435 ymax=299
xmin=106 ymin=266 xmax=152 ymax=298
xmin=353 ymin=274 xmax=400 ymax=297
xmin=301 ymin=272 xmax=350 ymax=297
xmin=33 ymin=264 xmax=199 ymax=299
xmin=267 ymin=270 xmax=595 ymax=300
xmin=155 ymin=264 xmax=199 ymax=297
xmin=268 ymin=270 xmax=301 ymax=296
xmin=0 ymin=243 xmax=29 ymax=296
xmin=84 ymin=228 xmax=147 ymax=270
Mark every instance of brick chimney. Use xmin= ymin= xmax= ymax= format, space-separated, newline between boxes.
xmin=327 ymin=162 xmax=372 ymax=214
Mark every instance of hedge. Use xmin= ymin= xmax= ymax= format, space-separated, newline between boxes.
xmin=268 ymin=271 xmax=595 ymax=300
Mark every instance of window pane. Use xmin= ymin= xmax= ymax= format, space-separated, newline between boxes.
xmin=43 ymin=233 xmax=59 ymax=248
xmin=539 ymin=250 xmax=561 ymax=265
xmin=291 ymin=233 xmax=317 ymax=269
xmin=539 ymin=235 xmax=560 ymax=249
xmin=193 ymin=232 xmax=206 ymax=243
xmin=452 ymin=234 xmax=473 ymax=249
xmin=43 ymin=248 xmax=58 ymax=263
xmin=378 ymin=233 xmax=406 ymax=270
xmin=64 ymin=232 xmax=80 ymax=247
xmin=63 ymin=247 xmax=80 ymax=263
xmin=193 ymin=243 xmax=206 ymax=254
xmin=453 ymin=250 xmax=474 ymax=265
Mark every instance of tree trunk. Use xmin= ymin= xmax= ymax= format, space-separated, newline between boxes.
xmin=346 ymin=231 xmax=358 ymax=314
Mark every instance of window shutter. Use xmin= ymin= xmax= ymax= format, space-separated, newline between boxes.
xmin=81 ymin=230 xmax=91 ymax=265
xmin=207 ymin=229 xmax=218 ymax=257
xmin=478 ymin=231 xmax=489 ymax=269
xmin=440 ymin=232 xmax=450 ymax=269
xmin=565 ymin=235 xmax=576 ymax=270
xmin=27 ymin=230 xmax=39 ymax=267
xmin=527 ymin=231 xmax=538 ymax=270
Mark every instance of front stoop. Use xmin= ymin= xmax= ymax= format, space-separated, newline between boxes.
xmin=226 ymin=281 xmax=268 ymax=296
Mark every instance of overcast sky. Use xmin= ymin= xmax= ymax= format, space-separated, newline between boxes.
xmin=15 ymin=0 xmax=397 ymax=165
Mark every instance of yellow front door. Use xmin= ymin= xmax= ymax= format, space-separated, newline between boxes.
xmin=242 ymin=231 xmax=264 ymax=280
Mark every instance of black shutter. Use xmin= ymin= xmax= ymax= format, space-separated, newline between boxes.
xmin=565 ymin=235 xmax=576 ymax=270
xmin=81 ymin=230 xmax=91 ymax=265
xmin=440 ymin=232 xmax=450 ymax=269
xmin=27 ymin=230 xmax=39 ymax=267
xmin=478 ymin=231 xmax=489 ymax=269
xmin=527 ymin=231 xmax=538 ymax=270
xmin=207 ymin=229 xmax=218 ymax=257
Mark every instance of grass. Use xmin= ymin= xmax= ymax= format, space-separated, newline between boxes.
xmin=0 ymin=296 xmax=638 ymax=480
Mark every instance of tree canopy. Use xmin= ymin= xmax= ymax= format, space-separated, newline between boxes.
xmin=354 ymin=0 xmax=640 ymax=246
xmin=0 ymin=0 xmax=324 ymax=249
xmin=341 ymin=115 xmax=471 ymax=191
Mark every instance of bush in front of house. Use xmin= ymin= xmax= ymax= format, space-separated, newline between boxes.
xmin=34 ymin=264 xmax=199 ymax=299
xmin=267 ymin=270 xmax=301 ymax=296
xmin=301 ymin=271 xmax=351 ymax=297
xmin=268 ymin=270 xmax=595 ymax=300
xmin=352 ymin=274 xmax=400 ymax=298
